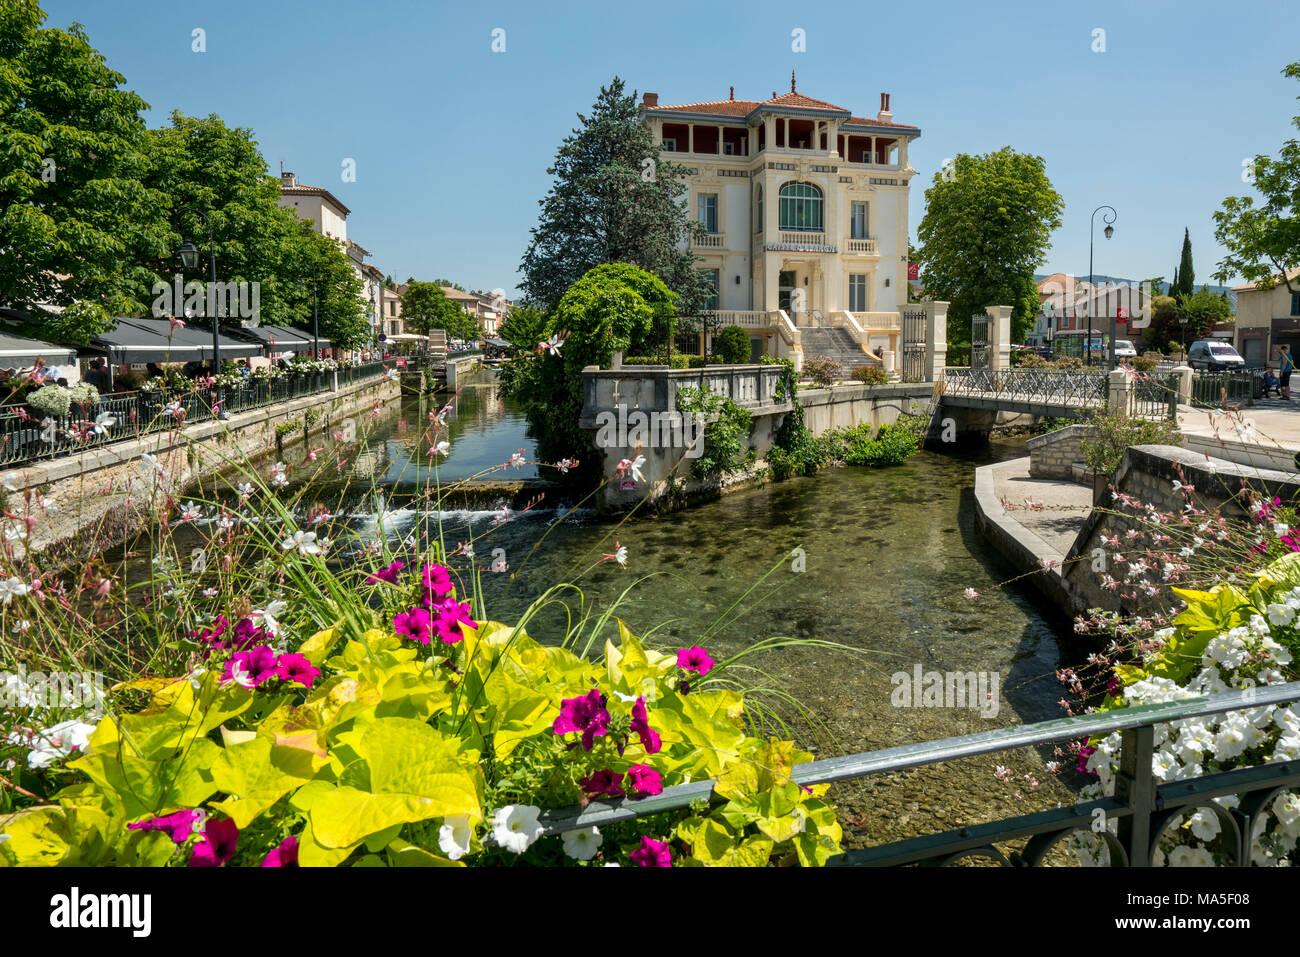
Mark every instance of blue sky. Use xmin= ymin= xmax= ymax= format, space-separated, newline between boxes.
xmin=46 ymin=0 xmax=1300 ymax=298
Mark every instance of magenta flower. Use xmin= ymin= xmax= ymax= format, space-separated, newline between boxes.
xmin=189 ymin=616 xmax=229 ymax=647
xmin=624 ymin=763 xmax=663 ymax=797
xmin=225 ymin=617 xmax=268 ymax=651
xmin=420 ymin=563 xmax=454 ymax=604
xmin=630 ymin=697 xmax=661 ymax=754
xmin=367 ymin=560 xmax=405 ymax=584
xmin=629 ymin=835 xmax=672 ymax=867
xmin=578 ymin=768 xmax=625 ymax=798
xmin=259 ymin=835 xmax=300 ymax=867
xmin=276 ymin=653 xmax=321 ymax=689
xmin=188 ymin=816 xmax=239 ymax=867
xmin=430 ymin=595 xmax=477 ymax=643
xmin=223 ymin=645 xmax=281 ymax=688
xmin=394 ymin=606 xmax=434 ymax=644
xmin=127 ymin=809 xmax=203 ymax=843
xmin=676 ymin=645 xmax=715 ymax=676
xmin=553 ymin=689 xmax=610 ymax=751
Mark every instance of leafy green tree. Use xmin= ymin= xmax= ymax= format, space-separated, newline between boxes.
xmin=0 ymin=0 xmax=171 ymax=339
xmin=431 ymin=278 xmax=464 ymax=291
xmin=1173 ymin=228 xmax=1195 ymax=298
xmin=499 ymin=305 xmax=548 ymax=353
xmin=914 ymin=147 xmax=1064 ymax=355
xmin=1179 ymin=287 xmax=1233 ymax=336
xmin=519 ymin=77 xmax=711 ymax=313
xmin=502 ymin=263 xmax=675 ymax=481
xmin=1214 ymin=60 xmax=1300 ymax=294
xmin=1144 ymin=295 xmax=1181 ymax=353
xmin=400 ymin=281 xmax=477 ymax=339
xmin=715 ymin=325 xmax=751 ymax=363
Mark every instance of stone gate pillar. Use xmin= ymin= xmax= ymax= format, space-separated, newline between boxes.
xmin=924 ymin=300 xmax=948 ymax=382
xmin=985 ymin=305 xmax=1013 ymax=371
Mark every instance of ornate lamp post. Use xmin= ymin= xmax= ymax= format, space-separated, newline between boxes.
xmin=1088 ymin=205 xmax=1117 ymax=369
xmin=178 ymin=213 xmax=220 ymax=376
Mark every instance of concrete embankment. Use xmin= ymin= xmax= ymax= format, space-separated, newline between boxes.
xmin=5 ymin=375 xmax=400 ymax=557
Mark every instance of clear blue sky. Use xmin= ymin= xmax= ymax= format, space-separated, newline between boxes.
xmin=46 ymin=0 xmax=1300 ymax=297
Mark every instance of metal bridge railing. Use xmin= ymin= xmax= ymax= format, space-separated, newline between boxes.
xmin=942 ymin=368 xmax=1108 ymax=406
xmin=534 ymin=681 xmax=1300 ymax=867
xmin=0 ymin=364 xmax=389 ymax=469
xmin=1191 ymin=369 xmax=1255 ymax=408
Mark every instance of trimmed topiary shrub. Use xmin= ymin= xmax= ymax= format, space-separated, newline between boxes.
xmin=715 ymin=325 xmax=751 ymax=364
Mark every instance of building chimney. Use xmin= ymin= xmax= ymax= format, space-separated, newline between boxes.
xmin=877 ymin=93 xmax=892 ymax=122
xmin=281 ymin=171 xmax=297 ymax=187
xmin=729 ymin=85 xmax=734 ymax=101
xmin=642 ymin=92 xmax=658 ymax=108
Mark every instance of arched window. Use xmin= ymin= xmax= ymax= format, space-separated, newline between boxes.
xmin=779 ymin=182 xmax=823 ymax=232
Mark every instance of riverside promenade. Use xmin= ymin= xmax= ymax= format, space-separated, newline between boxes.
xmin=974 ymin=399 xmax=1300 ymax=614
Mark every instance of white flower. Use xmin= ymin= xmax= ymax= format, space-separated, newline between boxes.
xmin=229 ymin=659 xmax=257 ymax=689
xmin=438 ymin=815 xmax=474 ymax=861
xmin=433 ymin=441 xmax=450 ymax=457
xmin=251 ymin=600 xmax=288 ymax=636
xmin=0 ymin=577 xmax=28 ymax=604
xmin=963 ymin=587 xmax=980 ymax=600
xmin=236 ymin=482 xmax=254 ymax=498
xmin=139 ymin=452 xmax=163 ymax=476
xmin=561 ymin=826 xmax=602 ymax=861
xmin=1166 ymin=845 xmax=1215 ymax=867
xmin=1276 ymin=523 xmax=1292 ymax=538
xmin=281 ymin=529 xmax=321 ymax=556
xmin=509 ymin=449 xmax=526 ymax=468
xmin=180 ymin=503 xmax=201 ymax=522
xmin=21 ymin=718 xmax=97 ymax=769
xmin=629 ymin=455 xmax=646 ymax=483
xmin=492 ymin=805 xmax=543 ymax=854
xmin=91 ymin=412 xmax=116 ymax=436
xmin=269 ymin=462 xmax=289 ymax=488
xmin=1188 ymin=809 xmax=1221 ymax=841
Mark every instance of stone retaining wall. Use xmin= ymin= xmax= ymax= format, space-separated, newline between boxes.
xmin=1026 ymin=424 xmax=1091 ymax=480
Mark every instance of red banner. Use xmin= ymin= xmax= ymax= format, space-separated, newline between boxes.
xmin=907 ymin=262 xmax=919 ymax=281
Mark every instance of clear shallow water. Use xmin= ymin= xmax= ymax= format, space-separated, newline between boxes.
xmin=330 ymin=389 xmax=1082 ymax=848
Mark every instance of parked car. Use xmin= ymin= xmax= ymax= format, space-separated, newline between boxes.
xmin=1113 ymin=340 xmax=1137 ymax=359
xmin=1187 ymin=340 xmax=1246 ymax=372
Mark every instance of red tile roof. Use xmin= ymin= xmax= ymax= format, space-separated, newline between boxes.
xmin=648 ymin=90 xmax=918 ymax=130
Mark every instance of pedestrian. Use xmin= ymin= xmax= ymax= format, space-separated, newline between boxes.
xmin=1282 ymin=345 xmax=1294 ymax=401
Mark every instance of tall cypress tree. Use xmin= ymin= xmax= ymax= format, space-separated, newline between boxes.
xmin=518 ymin=77 xmax=712 ymax=314
xmin=1175 ymin=228 xmax=1195 ymax=298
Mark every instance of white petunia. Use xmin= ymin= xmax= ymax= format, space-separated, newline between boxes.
xmin=1166 ymin=845 xmax=1215 ymax=867
xmin=1187 ymin=809 xmax=1221 ymax=842
xmin=561 ymin=826 xmax=602 ymax=861
xmin=492 ymin=805 xmax=543 ymax=854
xmin=438 ymin=815 xmax=474 ymax=861
xmin=0 ymin=577 xmax=28 ymax=604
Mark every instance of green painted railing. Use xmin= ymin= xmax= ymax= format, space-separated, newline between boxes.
xmin=533 ymin=682 xmax=1300 ymax=867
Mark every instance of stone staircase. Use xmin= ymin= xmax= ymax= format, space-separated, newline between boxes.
xmin=798 ymin=326 xmax=874 ymax=376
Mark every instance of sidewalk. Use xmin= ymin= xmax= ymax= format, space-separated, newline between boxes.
xmin=1175 ymin=399 xmax=1300 ymax=471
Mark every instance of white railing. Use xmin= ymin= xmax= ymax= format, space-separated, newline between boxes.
xmin=693 ymin=233 xmax=724 ymax=248
xmin=771 ymin=309 xmax=799 ymax=346
xmin=845 ymin=238 xmax=878 ymax=254
xmin=853 ymin=312 xmax=901 ymax=331
xmin=709 ymin=310 xmax=767 ymax=328
xmin=776 ymin=231 xmax=832 ymax=248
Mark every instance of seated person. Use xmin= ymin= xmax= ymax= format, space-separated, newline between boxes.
xmin=1264 ymin=367 xmax=1281 ymax=396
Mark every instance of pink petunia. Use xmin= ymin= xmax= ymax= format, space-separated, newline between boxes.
xmin=554 ymin=689 xmax=610 ymax=751
xmin=276 ymin=653 xmax=320 ymax=689
xmin=127 ymin=809 xmax=203 ymax=844
xmin=259 ymin=835 xmax=300 ymax=867
xmin=394 ymin=606 xmax=434 ymax=644
xmin=675 ymin=645 xmax=714 ymax=676
xmin=624 ymin=763 xmax=663 ymax=797
xmin=630 ymin=697 xmax=661 ymax=754
xmin=430 ymin=595 xmax=477 ymax=643
xmin=188 ymin=817 xmax=239 ymax=867
xmin=629 ymin=835 xmax=672 ymax=867
xmin=223 ymin=645 xmax=281 ymax=688
xmin=366 ymin=560 xmax=405 ymax=584
xmin=578 ymin=768 xmax=625 ymax=798
xmin=419 ymin=563 xmax=454 ymax=604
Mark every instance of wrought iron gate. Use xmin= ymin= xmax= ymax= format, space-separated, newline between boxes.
xmin=900 ymin=307 xmax=927 ymax=382
xmin=971 ymin=312 xmax=990 ymax=370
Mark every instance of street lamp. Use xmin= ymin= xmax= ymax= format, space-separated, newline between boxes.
xmin=1178 ymin=313 xmax=1189 ymax=363
xmin=179 ymin=212 xmax=220 ymax=376
xmin=311 ymin=279 xmax=320 ymax=360
xmin=1089 ymin=205 xmax=1117 ymax=369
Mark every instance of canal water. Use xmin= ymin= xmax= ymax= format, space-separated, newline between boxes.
xmin=314 ymin=381 xmax=1083 ymax=851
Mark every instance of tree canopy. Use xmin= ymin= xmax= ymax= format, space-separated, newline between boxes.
xmin=1214 ymin=60 xmax=1300 ymax=294
xmin=519 ymin=77 xmax=711 ymax=314
xmin=914 ymin=147 xmax=1064 ymax=355
xmin=400 ymin=281 xmax=478 ymax=339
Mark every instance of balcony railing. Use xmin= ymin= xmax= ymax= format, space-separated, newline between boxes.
xmin=846 ymin=238 xmax=878 ymax=255
xmin=770 ymin=231 xmax=836 ymax=251
xmin=853 ymin=311 xmax=900 ymax=331
xmin=706 ymin=310 xmax=768 ymax=329
xmin=692 ymin=233 xmax=724 ymax=248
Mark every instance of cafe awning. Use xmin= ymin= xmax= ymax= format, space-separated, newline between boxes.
xmin=0 ymin=332 xmax=77 ymax=371
xmin=231 ymin=325 xmax=331 ymax=355
xmin=91 ymin=318 xmax=263 ymax=364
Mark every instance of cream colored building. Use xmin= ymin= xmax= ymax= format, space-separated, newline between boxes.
xmin=277 ymin=171 xmax=350 ymax=243
xmin=1233 ymin=269 xmax=1300 ymax=367
xmin=641 ymin=78 xmax=920 ymax=364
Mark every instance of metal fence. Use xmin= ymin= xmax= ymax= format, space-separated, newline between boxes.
xmin=1191 ymin=370 xmax=1255 ymax=408
xmin=533 ymin=681 xmax=1300 ymax=867
xmin=0 ymin=362 xmax=389 ymax=469
xmin=1133 ymin=372 xmax=1180 ymax=420
xmin=942 ymin=368 xmax=1108 ymax=406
